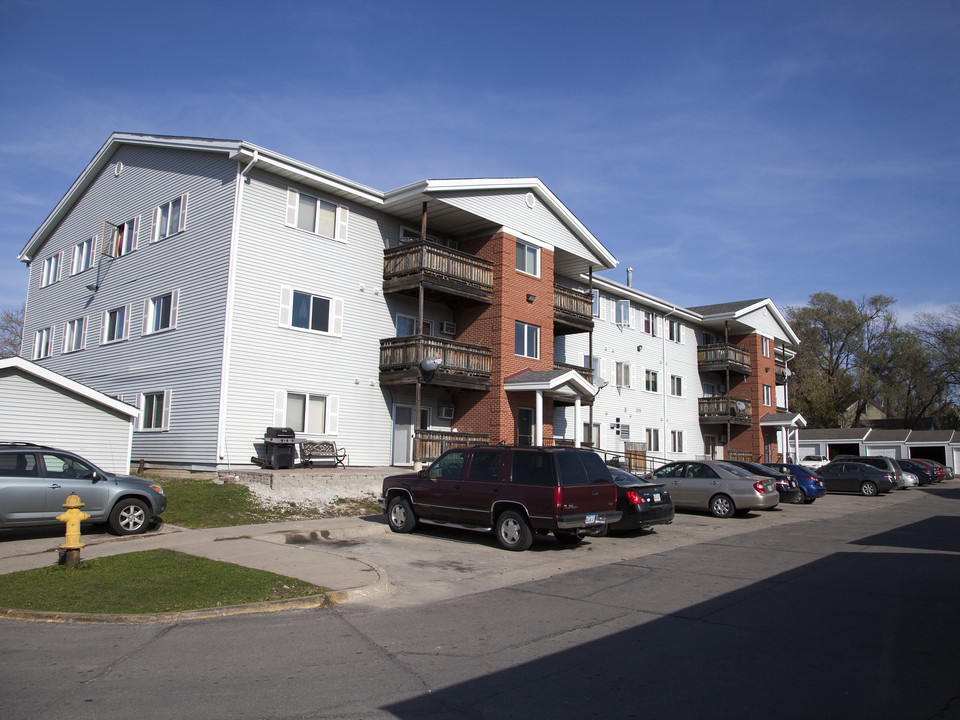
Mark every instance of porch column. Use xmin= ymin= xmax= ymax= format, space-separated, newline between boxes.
xmin=793 ymin=427 xmax=800 ymax=462
xmin=535 ymin=390 xmax=543 ymax=446
xmin=574 ymin=396 xmax=582 ymax=448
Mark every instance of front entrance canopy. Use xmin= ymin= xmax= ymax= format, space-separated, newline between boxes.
xmin=761 ymin=412 xmax=807 ymax=463
xmin=504 ymin=369 xmax=599 ymax=446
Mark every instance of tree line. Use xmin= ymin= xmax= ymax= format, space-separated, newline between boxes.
xmin=786 ymin=293 xmax=960 ymax=429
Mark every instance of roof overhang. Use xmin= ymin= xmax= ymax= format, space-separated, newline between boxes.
xmin=504 ymin=369 xmax=598 ymax=400
xmin=760 ymin=412 xmax=807 ymax=429
xmin=0 ymin=357 xmax=139 ymax=418
xmin=588 ymin=275 xmax=702 ymax=322
xmin=695 ymin=299 xmax=800 ymax=347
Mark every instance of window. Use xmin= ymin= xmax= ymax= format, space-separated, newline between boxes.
xmin=670 ymin=375 xmax=683 ymax=397
xmin=515 ymin=321 xmax=540 ymax=359
xmin=40 ymin=253 xmax=61 ymax=287
xmin=153 ymin=195 xmax=186 ymax=242
xmin=63 ymin=318 xmax=85 ymax=353
xmin=140 ymin=391 xmax=171 ymax=431
xmin=102 ymin=306 xmax=128 ymax=344
xmin=583 ymin=422 xmax=601 ymax=446
xmin=112 ymin=218 xmax=138 ymax=257
xmin=667 ymin=319 xmax=683 ymax=342
xmin=592 ymin=289 xmax=600 ymax=318
xmin=615 ymin=299 xmax=631 ymax=326
xmin=644 ymin=369 xmax=658 ymax=393
xmin=33 ymin=327 xmax=53 ymax=359
xmin=763 ymin=384 xmax=772 ymax=406
xmin=615 ymin=361 xmax=632 ymax=388
xmin=761 ymin=336 xmax=771 ymax=357
xmin=396 ymin=314 xmax=433 ymax=336
xmin=280 ymin=287 xmax=343 ymax=335
xmin=646 ymin=428 xmax=660 ymax=452
xmin=642 ymin=310 xmax=656 ymax=336
xmin=671 ymin=430 xmax=684 ymax=453
xmin=515 ymin=240 xmax=539 ymax=276
xmin=286 ymin=392 xmax=328 ymax=434
xmin=703 ymin=332 xmax=717 ymax=345
xmin=285 ymin=188 xmax=349 ymax=241
xmin=143 ymin=291 xmax=178 ymax=335
xmin=72 ymin=238 xmax=93 ymax=274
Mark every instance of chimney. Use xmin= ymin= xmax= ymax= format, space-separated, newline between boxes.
xmin=626 ymin=267 xmax=633 ymax=288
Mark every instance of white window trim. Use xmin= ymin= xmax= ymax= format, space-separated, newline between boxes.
xmin=671 ymin=430 xmax=684 ymax=453
xmin=138 ymin=390 xmax=172 ymax=432
xmin=111 ymin=217 xmax=139 ymax=257
xmin=71 ymin=237 xmax=95 ymax=275
xmin=396 ymin=313 xmax=433 ymax=337
xmin=40 ymin=253 xmax=62 ymax=288
xmin=515 ymin=239 xmax=540 ymax=278
xmin=515 ymin=321 xmax=540 ymax=359
xmin=615 ymin=299 xmax=633 ymax=327
xmin=763 ymin=384 xmax=773 ymax=407
xmin=644 ymin=368 xmax=659 ymax=393
xmin=615 ymin=361 xmax=634 ymax=389
xmin=279 ymin=286 xmax=344 ymax=337
xmin=646 ymin=427 xmax=660 ymax=453
xmin=274 ymin=390 xmax=340 ymax=435
xmin=152 ymin=194 xmax=188 ymax=243
xmin=101 ymin=305 xmax=130 ymax=345
xmin=761 ymin=336 xmax=772 ymax=357
xmin=33 ymin=327 xmax=53 ymax=359
xmin=284 ymin=187 xmax=349 ymax=243
xmin=670 ymin=374 xmax=683 ymax=397
xmin=142 ymin=290 xmax=180 ymax=336
xmin=62 ymin=317 xmax=87 ymax=354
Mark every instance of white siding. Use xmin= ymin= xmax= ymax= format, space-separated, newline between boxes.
xmin=0 ymin=370 xmax=134 ymax=473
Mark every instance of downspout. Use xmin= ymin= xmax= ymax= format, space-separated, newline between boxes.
xmin=588 ymin=267 xmax=594 ymax=448
xmin=217 ymin=149 xmax=259 ymax=470
xmin=662 ymin=306 xmax=678 ymax=459
xmin=413 ymin=201 xmax=428 ymax=471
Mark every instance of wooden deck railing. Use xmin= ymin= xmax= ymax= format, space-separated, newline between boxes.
xmin=416 ymin=430 xmax=490 ymax=462
xmin=698 ymin=396 xmax=753 ymax=419
xmin=553 ymin=361 xmax=594 ymax=383
xmin=554 ymin=284 xmax=593 ymax=322
xmin=380 ymin=335 xmax=492 ymax=377
xmin=697 ymin=343 xmax=752 ymax=374
xmin=383 ymin=241 xmax=493 ymax=290
xmin=727 ymin=450 xmax=754 ymax=461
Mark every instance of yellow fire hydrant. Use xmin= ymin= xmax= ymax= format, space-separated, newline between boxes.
xmin=57 ymin=493 xmax=90 ymax=568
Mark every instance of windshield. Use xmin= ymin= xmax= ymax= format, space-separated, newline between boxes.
xmin=716 ymin=462 xmax=754 ymax=477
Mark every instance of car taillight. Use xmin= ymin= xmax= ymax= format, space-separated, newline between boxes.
xmin=883 ymin=473 xmax=894 ymax=481
xmin=626 ymin=490 xmax=645 ymax=505
xmin=754 ymin=481 xmax=766 ymax=493
xmin=554 ymin=485 xmax=563 ymax=510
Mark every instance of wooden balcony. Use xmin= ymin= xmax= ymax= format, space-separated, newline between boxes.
xmin=380 ymin=335 xmax=492 ymax=390
xmin=416 ymin=430 xmax=490 ymax=463
xmin=554 ymin=361 xmax=594 ymax=384
xmin=697 ymin=343 xmax=752 ymax=376
xmin=775 ymin=359 xmax=787 ymax=385
xmin=554 ymin=284 xmax=594 ymax=335
xmin=383 ymin=241 xmax=494 ymax=303
xmin=698 ymin=396 xmax=753 ymax=426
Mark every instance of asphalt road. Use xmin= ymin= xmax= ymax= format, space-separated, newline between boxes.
xmin=3 ymin=486 xmax=960 ymax=719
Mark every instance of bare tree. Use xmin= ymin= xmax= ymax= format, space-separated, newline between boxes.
xmin=0 ymin=304 xmax=24 ymax=358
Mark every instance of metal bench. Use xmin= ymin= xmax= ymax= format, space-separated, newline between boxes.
xmin=300 ymin=440 xmax=348 ymax=468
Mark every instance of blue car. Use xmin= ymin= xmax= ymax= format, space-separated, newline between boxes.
xmin=765 ymin=462 xmax=827 ymax=504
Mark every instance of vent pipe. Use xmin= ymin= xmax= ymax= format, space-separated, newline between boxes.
xmin=626 ymin=267 xmax=633 ymax=288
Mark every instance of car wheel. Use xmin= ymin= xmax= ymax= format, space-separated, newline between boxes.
xmin=554 ymin=532 xmax=583 ymax=545
xmin=860 ymin=481 xmax=878 ymax=497
xmin=805 ymin=497 xmax=817 ymax=504
xmin=387 ymin=495 xmax=417 ymax=533
xmin=109 ymin=499 xmax=151 ymax=535
xmin=793 ymin=492 xmax=806 ymax=504
xmin=494 ymin=510 xmax=533 ymax=551
xmin=709 ymin=494 xmax=735 ymax=518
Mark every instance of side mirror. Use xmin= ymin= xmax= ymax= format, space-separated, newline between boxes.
xmin=417 ymin=469 xmax=427 ymax=478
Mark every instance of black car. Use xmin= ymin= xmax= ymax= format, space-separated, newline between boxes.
xmin=724 ymin=460 xmax=805 ymax=504
xmin=897 ymin=458 xmax=939 ymax=485
xmin=598 ymin=468 xmax=675 ymax=533
xmin=818 ymin=461 xmax=896 ymax=496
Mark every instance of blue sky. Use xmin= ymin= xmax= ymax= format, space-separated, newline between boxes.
xmin=1 ymin=0 xmax=958 ymax=322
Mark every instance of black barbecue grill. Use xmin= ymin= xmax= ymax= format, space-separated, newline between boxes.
xmin=262 ymin=427 xmax=301 ymax=469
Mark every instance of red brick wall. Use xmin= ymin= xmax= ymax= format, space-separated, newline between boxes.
xmin=726 ymin=332 xmax=777 ymax=461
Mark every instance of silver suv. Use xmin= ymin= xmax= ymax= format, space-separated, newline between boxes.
xmin=0 ymin=443 xmax=167 ymax=535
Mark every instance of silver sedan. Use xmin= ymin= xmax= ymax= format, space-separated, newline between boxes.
xmin=647 ymin=460 xmax=780 ymax=518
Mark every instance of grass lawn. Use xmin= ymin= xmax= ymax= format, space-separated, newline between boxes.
xmin=0 ymin=549 xmax=330 ymax=614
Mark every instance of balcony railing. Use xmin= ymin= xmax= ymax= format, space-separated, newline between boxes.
xmin=698 ymin=396 xmax=753 ymax=425
xmin=416 ymin=430 xmax=490 ymax=463
xmin=775 ymin=359 xmax=787 ymax=384
xmin=380 ymin=335 xmax=492 ymax=389
xmin=697 ymin=343 xmax=751 ymax=375
xmin=554 ymin=284 xmax=594 ymax=334
xmin=553 ymin=361 xmax=594 ymax=384
xmin=383 ymin=241 xmax=494 ymax=302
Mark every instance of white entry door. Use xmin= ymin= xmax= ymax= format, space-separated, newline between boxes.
xmin=393 ymin=406 xmax=414 ymax=465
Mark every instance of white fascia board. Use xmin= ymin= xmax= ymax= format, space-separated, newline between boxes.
xmin=589 ymin=275 xmax=701 ymax=323
xmin=705 ymin=299 xmax=799 ymax=347
xmin=231 ymin=143 xmax=386 ymax=208
xmin=502 ymin=227 xmax=555 ymax=252
xmin=505 ymin=370 xmax=597 ymax=396
xmin=20 ymin=132 xmax=242 ymax=262
xmin=0 ymin=357 xmax=139 ymax=418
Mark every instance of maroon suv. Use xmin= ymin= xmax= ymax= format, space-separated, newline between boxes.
xmin=379 ymin=445 xmax=621 ymax=551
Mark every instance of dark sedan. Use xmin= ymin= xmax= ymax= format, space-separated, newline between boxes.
xmin=818 ymin=461 xmax=896 ymax=496
xmin=725 ymin=460 xmax=805 ymax=504
xmin=897 ymin=459 xmax=939 ymax=485
xmin=600 ymin=468 xmax=675 ymax=533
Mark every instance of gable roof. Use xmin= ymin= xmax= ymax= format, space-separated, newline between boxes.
xmin=688 ymin=298 xmax=799 ymax=346
xmin=0 ymin=357 xmax=138 ymax=418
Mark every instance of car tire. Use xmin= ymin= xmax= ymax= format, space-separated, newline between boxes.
xmin=793 ymin=492 xmax=806 ymax=504
xmin=805 ymin=497 xmax=817 ymax=504
xmin=554 ymin=532 xmax=583 ymax=545
xmin=108 ymin=499 xmax=151 ymax=535
xmin=494 ymin=510 xmax=533 ymax=551
xmin=709 ymin=494 xmax=735 ymax=518
xmin=860 ymin=481 xmax=878 ymax=497
xmin=387 ymin=495 xmax=417 ymax=533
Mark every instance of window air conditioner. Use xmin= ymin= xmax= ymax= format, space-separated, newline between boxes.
xmin=439 ymin=406 xmax=455 ymax=420
xmin=441 ymin=321 xmax=456 ymax=335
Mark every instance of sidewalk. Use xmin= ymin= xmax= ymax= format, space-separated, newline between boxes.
xmin=0 ymin=515 xmax=392 ymax=613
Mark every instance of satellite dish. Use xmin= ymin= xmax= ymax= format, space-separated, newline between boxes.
xmin=420 ymin=357 xmax=442 ymax=374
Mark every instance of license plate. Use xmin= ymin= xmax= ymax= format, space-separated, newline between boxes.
xmin=585 ymin=514 xmax=597 ymax=524
xmin=653 ymin=493 xmax=661 ymax=502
